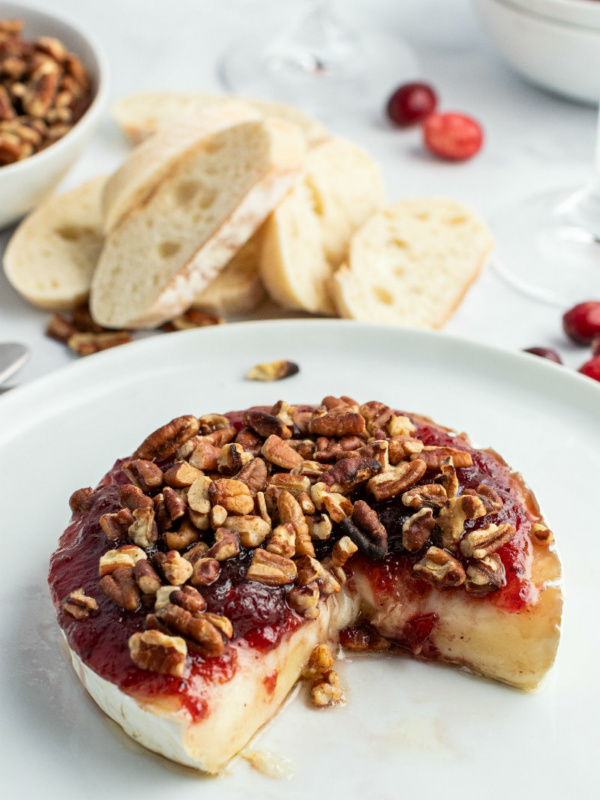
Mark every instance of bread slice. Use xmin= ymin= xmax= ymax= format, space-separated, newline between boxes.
xmin=259 ymin=137 xmax=386 ymax=315
xmin=191 ymin=227 xmax=265 ymax=316
xmin=331 ymin=198 xmax=494 ymax=327
xmin=90 ymin=118 xmax=305 ymax=329
xmin=3 ymin=175 xmax=106 ymax=311
xmin=102 ymin=101 xmax=261 ymax=234
xmin=111 ymin=91 xmax=328 ymax=147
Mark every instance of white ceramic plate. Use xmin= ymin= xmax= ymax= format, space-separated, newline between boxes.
xmin=0 ymin=321 xmax=598 ymax=800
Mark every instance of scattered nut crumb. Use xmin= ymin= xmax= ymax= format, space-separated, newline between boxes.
xmin=246 ymin=360 xmax=300 ymax=382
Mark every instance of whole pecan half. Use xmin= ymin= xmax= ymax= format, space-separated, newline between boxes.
xmin=338 ymin=500 xmax=388 ymax=560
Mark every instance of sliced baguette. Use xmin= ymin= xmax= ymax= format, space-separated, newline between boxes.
xmin=112 ymin=91 xmax=328 ymax=147
xmin=259 ymin=137 xmax=386 ymax=315
xmin=330 ymin=198 xmax=494 ymax=328
xmin=191 ymin=227 xmax=265 ymax=316
xmin=103 ymin=101 xmax=261 ymax=233
xmin=3 ymin=175 xmax=106 ymax=311
xmin=91 ymin=118 xmax=305 ymax=329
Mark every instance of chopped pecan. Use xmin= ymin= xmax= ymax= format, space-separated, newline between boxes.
xmin=221 ymin=515 xmax=271 ymax=548
xmin=413 ymin=546 xmax=466 ymax=587
xmin=243 ymin=410 xmax=292 ymax=440
xmin=416 ymin=446 xmax=473 ymax=470
xmin=339 ymin=624 xmax=391 ymax=652
xmin=295 ymin=555 xmax=320 ymax=586
xmin=298 ymin=491 xmax=315 ymax=515
xmin=209 ymin=478 xmax=254 ymax=515
xmin=206 ymin=528 xmax=240 ymax=561
xmin=477 ymin=484 xmax=504 ymax=513
xmin=187 ymin=476 xmax=212 ymax=515
xmin=163 ymin=518 xmax=200 ymax=551
xmin=154 ymin=585 xmax=180 ymax=611
xmin=266 ymin=523 xmax=296 ymax=558
xmin=134 ymin=415 xmax=200 ymax=462
xmin=389 ymin=436 xmax=424 ymax=464
xmin=311 ymin=669 xmax=343 ymax=707
xmin=292 ymin=410 xmax=312 ymax=435
xmin=310 ymin=406 xmax=367 ymax=439
xmin=190 ymin=557 xmax=220 ymax=586
xmin=154 ymin=550 xmax=194 ymax=585
xmin=156 ymin=605 xmax=225 ymax=657
xmin=278 ymin=490 xmax=314 ymax=557
xmin=47 ymin=314 xmax=77 ymax=345
xmin=204 ymin=427 xmax=237 ymax=447
xmin=339 ymin=500 xmax=387 ymax=560
xmin=437 ymin=494 xmax=487 ymax=551
xmin=367 ymin=459 xmax=427 ymax=501
xmin=153 ymin=493 xmax=171 ymax=532
xmin=163 ymin=461 xmax=203 ymax=488
xmin=402 ymin=508 xmax=435 ymax=552
xmin=256 ymin=491 xmax=271 ymax=526
xmin=306 ymin=513 xmax=333 ymax=541
xmin=188 ymin=438 xmax=221 ymax=471
xmin=402 ymin=483 xmax=448 ymax=510
xmin=270 ymin=472 xmax=310 ymax=498
xmin=332 ymin=536 xmax=358 ymax=568
xmin=460 ymin=523 xmax=516 ymax=559
xmin=128 ymin=630 xmax=187 ymax=677
xmin=188 ymin=509 xmax=210 ymax=530
xmin=183 ymin=542 xmax=210 ymax=565
xmin=170 ymin=585 xmax=206 ymax=615
xmin=122 ymin=459 xmax=163 ymax=492
xmin=270 ymin=400 xmax=297 ymax=426
xmin=261 ymin=435 xmax=304 ymax=470
xmin=234 ymin=427 xmax=264 ymax=456
xmin=322 ymin=457 xmax=382 ymax=494
xmin=134 ymin=559 xmax=162 ymax=595
xmin=210 ymin=504 xmax=228 ymax=529
xmin=99 ymin=508 xmax=134 ymax=541
xmin=99 ymin=566 xmax=140 ymax=611
xmin=287 ymin=583 xmax=320 ymax=618
xmin=434 ymin=457 xmax=458 ymax=499
xmin=62 ymin=588 xmax=98 ymax=619
xmin=198 ymin=414 xmax=231 ymax=434
xmin=387 ymin=414 xmax=416 ymax=437
xmin=246 ymin=548 xmax=297 ymax=586
xmin=161 ymin=486 xmax=187 ymax=522
xmin=68 ymin=486 xmax=94 ymax=514
xmin=162 ymin=309 xmax=224 ymax=331
xmin=203 ymin=613 xmax=233 ymax=639
xmin=99 ymin=545 xmax=146 ymax=576
xmin=66 ymin=330 xmax=131 ymax=356
xmin=359 ymin=401 xmax=394 ymax=433
xmin=236 ymin=457 xmax=268 ymax=494
xmin=118 ymin=483 xmax=153 ymax=512
xmin=287 ymin=438 xmax=316 ymax=459
xmin=217 ymin=443 xmax=253 ymax=475
xmin=128 ymin=507 xmax=158 ymax=548
xmin=531 ymin=523 xmax=554 ymax=546
xmin=310 ymin=482 xmax=352 ymax=523
xmin=302 ymin=643 xmax=335 ymax=679
xmin=356 ymin=440 xmax=389 ymax=470
xmin=292 ymin=459 xmax=330 ymax=479
xmin=245 ymin=360 xmax=299 ymax=381
xmin=465 ymin=554 xmax=506 ymax=595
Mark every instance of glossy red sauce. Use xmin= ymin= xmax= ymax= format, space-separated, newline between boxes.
xmin=48 ymin=407 xmax=536 ymax=716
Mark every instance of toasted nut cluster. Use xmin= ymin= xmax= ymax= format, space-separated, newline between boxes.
xmin=75 ymin=396 xmax=542 ymax=680
xmin=0 ymin=20 xmax=93 ymax=166
xmin=301 ymin=644 xmax=343 ymax=707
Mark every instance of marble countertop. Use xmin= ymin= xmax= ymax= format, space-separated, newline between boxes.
xmin=1 ymin=0 xmax=597 ymax=387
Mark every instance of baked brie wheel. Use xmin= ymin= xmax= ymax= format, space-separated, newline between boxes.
xmin=49 ymin=397 xmax=562 ymax=774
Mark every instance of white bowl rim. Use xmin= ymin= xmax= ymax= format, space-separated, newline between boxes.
xmin=494 ymin=0 xmax=600 ymax=28
xmin=481 ymin=0 xmax=600 ymax=34
xmin=0 ymin=0 xmax=110 ymax=178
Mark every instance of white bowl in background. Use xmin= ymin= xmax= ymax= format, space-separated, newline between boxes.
xmin=473 ymin=0 xmax=600 ymax=104
xmin=0 ymin=2 xmax=109 ymax=229
xmin=506 ymin=0 xmax=600 ymax=31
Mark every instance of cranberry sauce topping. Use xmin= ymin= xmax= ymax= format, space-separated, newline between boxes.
xmin=359 ymin=419 xmax=535 ymax=613
xmin=48 ymin=459 xmax=302 ymax=718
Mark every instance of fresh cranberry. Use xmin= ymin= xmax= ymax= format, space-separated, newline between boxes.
xmin=563 ymin=301 xmax=600 ymax=345
xmin=423 ymin=112 xmax=483 ymax=161
xmin=523 ymin=347 xmax=562 ymax=364
xmin=386 ymin=82 xmax=438 ymax=127
xmin=579 ymin=356 xmax=600 ymax=382
xmin=592 ymin=337 xmax=600 ymax=357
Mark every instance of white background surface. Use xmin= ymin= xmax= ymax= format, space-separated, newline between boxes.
xmin=0 ymin=322 xmax=598 ymax=799
xmin=1 ymin=0 xmax=599 ymax=386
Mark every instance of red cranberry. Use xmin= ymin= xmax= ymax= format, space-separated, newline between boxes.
xmin=592 ymin=337 xmax=600 ymax=357
xmin=523 ymin=347 xmax=562 ymax=364
xmin=423 ymin=112 xmax=483 ymax=161
xmin=578 ymin=356 xmax=600 ymax=382
xmin=386 ymin=82 xmax=438 ymax=127
xmin=563 ymin=301 xmax=600 ymax=345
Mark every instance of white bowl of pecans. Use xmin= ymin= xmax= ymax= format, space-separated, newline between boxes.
xmin=0 ymin=3 xmax=108 ymax=229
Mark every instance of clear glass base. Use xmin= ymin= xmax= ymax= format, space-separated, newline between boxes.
xmin=492 ymin=184 xmax=600 ymax=307
xmin=219 ymin=15 xmax=418 ymax=116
